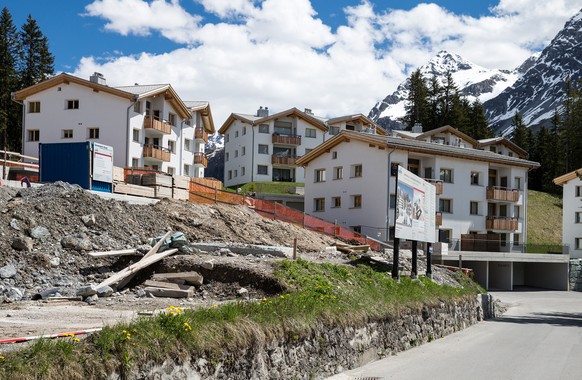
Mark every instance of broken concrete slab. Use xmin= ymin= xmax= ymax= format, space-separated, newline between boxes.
xmin=144 ymin=287 xmax=194 ymax=298
xmin=192 ymin=242 xmax=292 ymax=258
xmin=152 ymin=271 xmax=203 ymax=286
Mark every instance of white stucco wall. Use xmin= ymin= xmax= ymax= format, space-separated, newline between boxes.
xmin=563 ymin=179 xmax=582 ymax=258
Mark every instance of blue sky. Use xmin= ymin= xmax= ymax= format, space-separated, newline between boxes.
xmin=2 ymin=0 xmax=580 ymax=124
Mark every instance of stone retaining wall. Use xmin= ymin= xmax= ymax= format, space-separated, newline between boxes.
xmin=111 ymin=294 xmax=496 ymax=380
xmin=570 ymin=259 xmax=582 ymax=291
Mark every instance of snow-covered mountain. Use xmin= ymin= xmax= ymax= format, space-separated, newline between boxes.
xmin=483 ymin=9 xmax=582 ymax=134
xmin=204 ymin=133 xmax=225 ymax=181
xmin=368 ymin=51 xmax=521 ymax=130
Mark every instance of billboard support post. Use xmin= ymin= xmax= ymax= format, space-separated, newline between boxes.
xmin=392 ymin=237 xmax=400 ymax=280
xmin=427 ymin=243 xmax=433 ymax=279
xmin=411 ymin=240 xmax=418 ymax=279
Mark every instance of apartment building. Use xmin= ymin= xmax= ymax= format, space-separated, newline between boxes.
xmin=553 ymin=169 xmax=582 ymax=258
xmin=13 ymin=72 xmax=214 ymax=178
xmin=219 ymin=106 xmax=384 ymax=187
xmin=296 ymin=125 xmax=540 ymax=250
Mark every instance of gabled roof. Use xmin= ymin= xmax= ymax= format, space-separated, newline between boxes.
xmin=115 ymin=84 xmax=169 ymax=97
xmin=326 ymin=114 xmax=386 ymax=135
xmin=13 ymin=73 xmax=135 ymax=101
xmin=219 ymin=107 xmax=327 ymax=135
xmin=417 ymin=125 xmax=479 ymax=148
xmin=478 ymin=137 xmax=529 ymax=159
xmin=117 ymin=83 xmax=191 ymax=119
xmin=553 ymin=168 xmax=582 ymax=186
xmin=296 ymin=130 xmax=540 ymax=169
xmin=185 ymin=101 xmax=215 ymax=133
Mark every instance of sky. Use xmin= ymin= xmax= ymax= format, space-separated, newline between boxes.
xmin=2 ymin=0 xmax=581 ymax=127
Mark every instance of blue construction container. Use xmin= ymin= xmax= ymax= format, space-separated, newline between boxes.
xmin=39 ymin=142 xmax=113 ymax=192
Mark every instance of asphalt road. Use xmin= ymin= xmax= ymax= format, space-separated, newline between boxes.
xmin=328 ymin=290 xmax=582 ymax=380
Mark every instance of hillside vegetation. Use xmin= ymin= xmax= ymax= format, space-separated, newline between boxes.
xmin=527 ymin=190 xmax=562 ymax=245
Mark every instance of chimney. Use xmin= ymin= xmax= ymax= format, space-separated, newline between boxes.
xmin=411 ymin=122 xmax=423 ymax=133
xmin=257 ymin=106 xmax=269 ymax=117
xmin=304 ymin=108 xmax=313 ymax=115
xmin=89 ymin=72 xmax=106 ymax=85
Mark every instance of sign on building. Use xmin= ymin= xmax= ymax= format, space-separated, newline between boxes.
xmin=394 ymin=165 xmax=436 ymax=242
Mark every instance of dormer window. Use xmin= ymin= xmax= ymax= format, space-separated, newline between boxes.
xmin=432 ymin=137 xmax=445 ymax=145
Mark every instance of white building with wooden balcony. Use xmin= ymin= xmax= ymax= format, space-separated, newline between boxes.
xmin=296 ymin=125 xmax=540 ymax=251
xmin=13 ymin=72 xmax=214 ymax=178
xmin=553 ymin=169 xmax=582 ymax=258
xmin=219 ymin=106 xmax=384 ymax=188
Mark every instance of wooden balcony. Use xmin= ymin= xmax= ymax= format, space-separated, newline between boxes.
xmin=272 ymin=133 xmax=301 ymax=145
xmin=144 ymin=116 xmax=171 ymax=134
xmin=195 ymin=128 xmax=208 ymax=143
xmin=143 ymin=144 xmax=171 ymax=162
xmin=486 ymin=217 xmax=518 ymax=231
xmin=435 ymin=212 xmax=442 ymax=226
xmin=194 ymin=152 xmax=208 ymax=167
xmin=425 ymin=178 xmax=444 ymax=195
xmin=271 ymin=155 xmax=299 ymax=165
xmin=486 ymin=187 xmax=519 ymax=202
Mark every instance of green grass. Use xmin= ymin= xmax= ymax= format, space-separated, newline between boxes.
xmin=0 ymin=259 xmax=481 ymax=380
xmin=526 ymin=189 xmax=562 ymax=246
xmin=230 ymin=181 xmax=304 ymax=195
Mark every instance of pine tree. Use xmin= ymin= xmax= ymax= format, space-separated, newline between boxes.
xmin=401 ymin=69 xmax=429 ymax=130
xmin=510 ymin=112 xmax=530 ymax=152
xmin=469 ymin=100 xmax=493 ymax=139
xmin=0 ymin=7 xmax=19 ymax=151
xmin=425 ymin=76 xmax=442 ymax=131
xmin=18 ymin=14 xmax=54 ymax=89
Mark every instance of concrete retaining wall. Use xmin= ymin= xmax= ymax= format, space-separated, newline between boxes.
xmin=109 ymin=294 xmax=496 ymax=380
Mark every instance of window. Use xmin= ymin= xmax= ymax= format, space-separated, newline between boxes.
xmin=62 ymin=129 xmax=73 ymax=139
xmin=332 ymin=151 xmax=337 ymax=159
xmin=184 ymin=164 xmax=191 ymax=176
xmin=234 ymin=150 xmax=238 ymax=158
xmin=242 ymin=146 xmax=246 ymax=156
xmin=28 ymin=101 xmax=40 ymax=113
xmin=352 ymin=195 xmax=362 ymax=209
xmin=332 ymin=196 xmax=341 ymax=208
xmin=257 ymin=165 xmax=268 ymax=175
xmin=352 ymin=164 xmax=363 ymax=178
xmin=391 ymin=163 xmax=400 ymax=176
xmin=132 ymin=158 xmax=139 ymax=167
xmin=305 ymin=148 xmax=313 ymax=155
xmin=234 ymin=169 xmax=238 ymax=177
xmin=439 ymin=229 xmax=451 ymax=243
xmin=499 ymin=204 xmax=508 ymax=217
xmin=514 ymin=205 xmax=521 ymax=219
xmin=333 ymin=166 xmax=343 ymax=180
xmin=225 ymin=134 xmax=229 ymax=143
xmin=168 ymin=113 xmax=176 ymax=126
xmin=167 ymin=167 xmax=175 ymax=175
xmin=88 ymin=128 xmax=99 ymax=139
xmin=235 ymin=131 xmax=239 ymax=138
xmin=329 ymin=126 xmax=340 ymax=135
xmin=470 ymin=201 xmax=479 ymax=215
xmin=259 ymin=124 xmax=269 ymax=133
xmin=132 ymin=129 xmax=140 ymax=142
xmin=184 ymin=139 xmax=191 ymax=152
xmin=133 ymin=101 xmax=141 ymax=113
xmin=432 ymin=137 xmax=445 ymax=145
xmin=314 ymin=198 xmax=325 ymax=212
xmin=241 ymin=167 xmax=246 ymax=176
xmin=168 ymin=140 xmax=175 ymax=154
xmin=228 ymin=170 xmax=232 ymax=180
xmin=514 ymin=177 xmax=522 ymax=190
xmin=576 ymin=238 xmax=582 ymax=250
xmin=27 ymin=130 xmax=39 ymax=141
xmin=258 ymin=144 xmax=269 ymax=154
xmin=490 ymin=146 xmax=497 ymax=153
xmin=243 ymin=126 xmax=246 ymax=135
xmin=439 ymin=199 xmax=452 ymax=213
xmin=305 ymin=128 xmax=316 ymax=138
xmin=577 ymin=186 xmax=582 ymax=197
xmin=576 ymin=212 xmax=582 ymax=223
xmin=66 ymin=100 xmax=79 ymax=109
xmin=315 ymin=169 xmax=326 ymax=183
xmin=352 ymin=226 xmax=362 ymax=234
xmin=225 ymin=152 xmax=229 ymax=162
xmin=513 ymin=233 xmax=520 ymax=246
xmin=440 ymin=168 xmax=453 ymax=183
xmin=471 ymin=172 xmax=480 ymax=185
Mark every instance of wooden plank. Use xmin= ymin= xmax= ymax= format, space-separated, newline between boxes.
xmin=96 ymin=248 xmax=178 ymax=289
xmin=143 ymin=280 xmax=194 ymax=291
xmin=113 ymin=166 xmax=125 ymax=182
xmin=172 ymin=174 xmax=190 ymax=189
xmin=144 ymin=286 xmax=194 ymax=298
xmin=152 ymin=271 xmax=203 ymax=286
xmin=125 ymin=174 xmax=142 ymax=185
xmin=172 ymin=188 xmax=189 ymax=200
xmin=141 ymin=173 xmax=173 ymax=187
xmin=152 ymin=185 xmax=173 ymax=199
xmin=88 ymin=249 xmax=137 ymax=258
xmin=113 ymin=183 xmax=154 ymax=197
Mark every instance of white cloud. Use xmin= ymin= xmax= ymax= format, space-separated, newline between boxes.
xmin=77 ymin=0 xmax=582 ymax=125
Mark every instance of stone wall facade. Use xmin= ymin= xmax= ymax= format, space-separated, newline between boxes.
xmin=111 ymin=294 xmax=496 ymax=380
xmin=570 ymin=259 xmax=582 ymax=291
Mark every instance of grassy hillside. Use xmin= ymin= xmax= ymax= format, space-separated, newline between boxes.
xmin=527 ymin=190 xmax=562 ymax=245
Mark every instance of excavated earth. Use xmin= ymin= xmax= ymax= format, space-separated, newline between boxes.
xmin=0 ymin=182 xmax=458 ymax=344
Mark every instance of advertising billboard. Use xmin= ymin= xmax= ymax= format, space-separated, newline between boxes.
xmin=92 ymin=142 xmax=113 ymax=183
xmin=394 ymin=165 xmax=436 ymax=242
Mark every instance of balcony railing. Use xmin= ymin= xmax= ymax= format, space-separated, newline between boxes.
xmin=271 ymin=155 xmax=300 ymax=165
xmin=486 ymin=186 xmax=519 ymax=202
xmin=143 ymin=144 xmax=171 ymax=162
xmin=272 ymin=133 xmax=301 ymax=145
xmin=425 ymin=178 xmax=444 ymax=195
xmin=486 ymin=217 xmax=518 ymax=231
xmin=194 ymin=128 xmax=208 ymax=143
xmin=435 ymin=212 xmax=442 ymax=226
xmin=144 ymin=116 xmax=171 ymax=134
xmin=194 ymin=152 xmax=208 ymax=167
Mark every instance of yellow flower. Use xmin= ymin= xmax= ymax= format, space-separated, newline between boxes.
xmin=72 ymin=338 xmax=80 ymax=342
xmin=183 ymin=322 xmax=192 ymax=331
xmin=0 ymin=355 xmax=5 ymax=360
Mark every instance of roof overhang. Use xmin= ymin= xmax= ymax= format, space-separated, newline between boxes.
xmin=553 ymin=168 xmax=582 ymax=186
